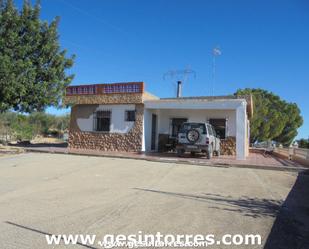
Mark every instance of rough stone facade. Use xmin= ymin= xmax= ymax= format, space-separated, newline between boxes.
xmin=220 ymin=136 xmax=236 ymax=156
xmin=64 ymin=93 xmax=144 ymax=105
xmin=69 ymin=104 xmax=143 ymax=152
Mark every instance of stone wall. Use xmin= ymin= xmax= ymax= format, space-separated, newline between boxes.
xmin=220 ymin=136 xmax=236 ymax=156
xmin=68 ymin=104 xmax=143 ymax=152
xmin=64 ymin=93 xmax=144 ymax=105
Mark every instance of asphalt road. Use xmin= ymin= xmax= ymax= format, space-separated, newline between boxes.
xmin=0 ymin=153 xmax=297 ymax=249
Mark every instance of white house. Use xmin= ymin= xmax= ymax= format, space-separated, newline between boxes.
xmin=64 ymin=82 xmax=253 ymax=160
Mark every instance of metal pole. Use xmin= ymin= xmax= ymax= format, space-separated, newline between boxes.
xmin=177 ymin=81 xmax=182 ymax=98
xmin=212 ymin=47 xmax=221 ymax=96
xmin=212 ymin=55 xmax=216 ymax=96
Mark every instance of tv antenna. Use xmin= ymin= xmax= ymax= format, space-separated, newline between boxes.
xmin=212 ymin=46 xmax=222 ymax=96
xmin=163 ymin=66 xmax=196 ymax=97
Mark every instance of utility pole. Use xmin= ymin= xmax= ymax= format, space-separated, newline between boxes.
xmin=212 ymin=46 xmax=222 ymax=96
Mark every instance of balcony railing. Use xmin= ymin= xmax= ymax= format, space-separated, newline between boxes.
xmin=66 ymin=82 xmax=144 ymax=96
xmin=66 ymin=85 xmax=98 ymax=95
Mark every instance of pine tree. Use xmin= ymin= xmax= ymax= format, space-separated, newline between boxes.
xmin=235 ymin=88 xmax=303 ymax=146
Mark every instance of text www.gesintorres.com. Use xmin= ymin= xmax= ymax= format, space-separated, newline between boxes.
xmin=45 ymin=232 xmax=262 ymax=248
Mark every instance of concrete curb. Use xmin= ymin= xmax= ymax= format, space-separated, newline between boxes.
xmin=24 ymin=148 xmax=307 ymax=173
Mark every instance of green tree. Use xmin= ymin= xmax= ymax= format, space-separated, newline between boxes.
xmin=235 ymin=88 xmax=303 ymax=146
xmin=28 ymin=112 xmax=69 ymax=135
xmin=10 ymin=114 xmax=35 ymax=140
xmin=0 ymin=112 xmax=34 ymax=140
xmin=28 ymin=112 xmax=54 ymax=135
xmin=0 ymin=0 xmax=74 ymax=113
xmin=297 ymin=138 xmax=309 ymax=149
xmin=54 ymin=114 xmax=70 ymax=131
xmin=0 ymin=111 xmax=70 ymax=141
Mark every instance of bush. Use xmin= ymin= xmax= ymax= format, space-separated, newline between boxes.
xmin=0 ymin=111 xmax=70 ymax=141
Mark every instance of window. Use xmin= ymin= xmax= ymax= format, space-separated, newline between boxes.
xmin=170 ymin=118 xmax=187 ymax=137
xmin=125 ymin=110 xmax=136 ymax=121
xmin=180 ymin=123 xmax=206 ymax=134
xmin=209 ymin=119 xmax=226 ymax=139
xmin=94 ymin=111 xmax=111 ymax=132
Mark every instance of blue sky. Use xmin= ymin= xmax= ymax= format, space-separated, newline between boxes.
xmin=16 ymin=0 xmax=309 ymax=139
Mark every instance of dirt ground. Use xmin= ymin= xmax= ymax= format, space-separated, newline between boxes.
xmin=0 ymin=153 xmax=298 ymax=249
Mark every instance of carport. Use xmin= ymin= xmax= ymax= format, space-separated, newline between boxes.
xmin=142 ymin=97 xmax=251 ymax=160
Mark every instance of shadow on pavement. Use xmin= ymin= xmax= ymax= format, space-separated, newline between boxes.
xmin=134 ymin=188 xmax=282 ymax=218
xmin=264 ymin=170 xmax=309 ymax=249
xmin=269 ymin=153 xmax=296 ymax=167
xmin=12 ymin=142 xmax=68 ymax=148
xmin=4 ymin=221 xmax=98 ymax=249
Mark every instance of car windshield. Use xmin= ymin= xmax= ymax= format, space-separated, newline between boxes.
xmin=180 ymin=123 xmax=206 ymax=134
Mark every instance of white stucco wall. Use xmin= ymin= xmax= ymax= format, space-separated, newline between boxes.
xmin=76 ymin=104 xmax=136 ymax=133
xmin=236 ymin=103 xmax=247 ymax=160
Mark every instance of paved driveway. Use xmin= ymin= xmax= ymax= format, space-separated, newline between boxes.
xmin=0 ymin=153 xmax=297 ymax=248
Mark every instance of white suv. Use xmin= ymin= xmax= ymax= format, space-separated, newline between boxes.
xmin=176 ymin=122 xmax=221 ymax=159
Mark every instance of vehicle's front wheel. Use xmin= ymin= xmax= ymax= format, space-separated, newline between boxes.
xmin=206 ymin=145 xmax=213 ymax=159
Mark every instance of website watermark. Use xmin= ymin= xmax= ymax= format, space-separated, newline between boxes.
xmin=45 ymin=231 xmax=262 ymax=248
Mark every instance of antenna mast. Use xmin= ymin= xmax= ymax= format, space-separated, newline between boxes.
xmin=212 ymin=46 xmax=222 ymax=96
xmin=163 ymin=66 xmax=196 ymax=97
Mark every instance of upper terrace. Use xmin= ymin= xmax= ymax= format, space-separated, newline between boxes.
xmin=64 ymin=82 xmax=158 ymax=105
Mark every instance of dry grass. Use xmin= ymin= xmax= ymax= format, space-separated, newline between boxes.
xmin=31 ymin=136 xmax=64 ymax=144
